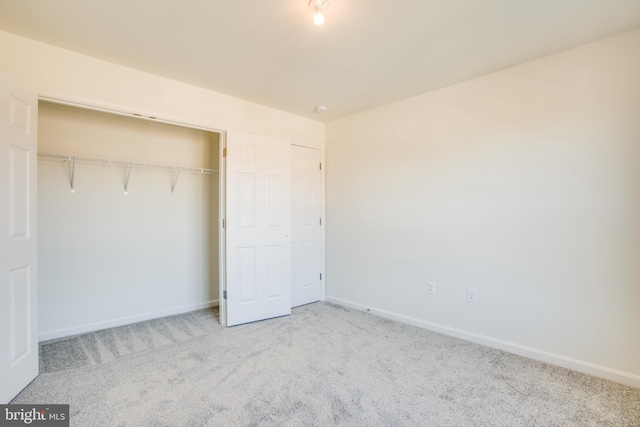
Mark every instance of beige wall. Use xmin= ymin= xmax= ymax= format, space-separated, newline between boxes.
xmin=2 ymin=21 xmax=638 ymax=385
xmin=0 ymin=30 xmax=324 ymax=339
xmin=38 ymin=102 xmax=220 ymax=339
xmin=326 ymin=28 xmax=640 ymax=385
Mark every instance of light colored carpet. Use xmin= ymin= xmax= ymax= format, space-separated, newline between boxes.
xmin=12 ymin=302 xmax=640 ymax=426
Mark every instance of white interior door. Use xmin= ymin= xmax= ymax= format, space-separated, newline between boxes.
xmin=0 ymin=70 xmax=38 ymax=403
xmin=291 ymin=145 xmax=323 ymax=307
xmin=224 ymin=131 xmax=291 ymax=326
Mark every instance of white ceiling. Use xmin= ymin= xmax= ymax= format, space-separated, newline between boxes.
xmin=0 ymin=0 xmax=639 ymax=122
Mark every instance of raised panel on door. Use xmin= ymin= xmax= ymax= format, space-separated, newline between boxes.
xmin=9 ymin=267 xmax=31 ymax=364
xmin=265 ymin=245 xmax=284 ymax=298
xmin=238 ymin=173 xmax=256 ymax=228
xmin=225 ymin=132 xmax=291 ymax=326
xmin=10 ymin=145 xmax=29 ymax=238
xmin=238 ymin=247 xmax=257 ymax=303
xmin=291 ymin=145 xmax=323 ymax=308
xmin=266 ymin=175 xmax=283 ymax=228
xmin=0 ymin=69 xmax=38 ymax=404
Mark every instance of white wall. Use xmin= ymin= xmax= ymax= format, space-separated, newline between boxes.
xmin=326 ymin=28 xmax=640 ymax=387
xmin=38 ymin=102 xmax=219 ymax=339
xmin=0 ymin=30 xmax=324 ymax=144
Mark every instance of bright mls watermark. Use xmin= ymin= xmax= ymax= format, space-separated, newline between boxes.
xmin=0 ymin=405 xmax=69 ymax=426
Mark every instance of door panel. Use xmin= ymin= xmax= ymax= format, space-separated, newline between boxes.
xmin=291 ymin=146 xmax=322 ymax=308
xmin=225 ymin=132 xmax=291 ymax=326
xmin=9 ymin=266 xmax=31 ymax=363
xmin=1 ymin=69 xmax=38 ymax=404
xmin=10 ymin=145 xmax=30 ymax=238
xmin=266 ymin=245 xmax=284 ymax=298
xmin=265 ymin=175 xmax=283 ymax=227
xmin=238 ymin=173 xmax=256 ymax=228
xmin=238 ymin=247 xmax=257 ymax=303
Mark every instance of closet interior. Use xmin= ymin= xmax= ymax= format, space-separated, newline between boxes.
xmin=37 ymin=101 xmax=220 ymax=340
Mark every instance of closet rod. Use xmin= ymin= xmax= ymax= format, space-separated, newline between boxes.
xmin=37 ymin=152 xmax=219 ymax=175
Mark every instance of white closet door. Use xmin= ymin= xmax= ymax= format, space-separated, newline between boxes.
xmin=0 ymin=70 xmax=38 ymax=403
xmin=291 ymin=146 xmax=323 ymax=307
xmin=225 ymin=131 xmax=291 ymax=326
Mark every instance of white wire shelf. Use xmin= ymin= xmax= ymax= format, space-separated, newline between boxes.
xmin=37 ymin=151 xmax=218 ymax=194
xmin=37 ymin=152 xmax=218 ymax=174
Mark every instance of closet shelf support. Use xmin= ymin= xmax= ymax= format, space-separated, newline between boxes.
xmin=171 ymin=168 xmax=181 ymax=194
xmin=124 ymin=162 xmax=133 ymax=195
xmin=70 ymin=156 xmax=77 ymax=193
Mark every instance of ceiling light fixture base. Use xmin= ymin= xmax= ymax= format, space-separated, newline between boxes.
xmin=308 ymin=0 xmax=329 ymax=11
xmin=309 ymin=0 xmax=329 ymax=25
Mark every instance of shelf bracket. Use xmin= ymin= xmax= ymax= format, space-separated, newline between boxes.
xmin=70 ymin=156 xmax=77 ymax=193
xmin=171 ymin=168 xmax=181 ymax=194
xmin=124 ymin=162 xmax=133 ymax=195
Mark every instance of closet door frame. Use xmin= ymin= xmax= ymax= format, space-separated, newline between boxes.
xmin=36 ymin=94 xmax=226 ymax=320
xmin=34 ymin=93 xmax=325 ymax=329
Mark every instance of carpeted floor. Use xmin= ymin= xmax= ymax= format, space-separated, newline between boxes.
xmin=12 ymin=302 xmax=640 ymax=426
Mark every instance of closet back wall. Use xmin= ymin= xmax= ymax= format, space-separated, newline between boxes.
xmin=37 ymin=102 xmax=219 ymax=340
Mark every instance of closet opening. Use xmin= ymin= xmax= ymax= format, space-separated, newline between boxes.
xmin=37 ymin=100 xmax=222 ymax=341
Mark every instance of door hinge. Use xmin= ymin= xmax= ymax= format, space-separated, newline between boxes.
xmin=222 ymin=218 xmax=226 ymax=228
xmin=319 ymin=218 xmax=322 ymax=226
xmin=223 ymin=148 xmax=227 ymax=157
xmin=319 ymin=162 xmax=322 ymax=171
xmin=223 ymin=290 xmax=227 ymax=300
xmin=320 ymin=273 xmax=323 ymax=280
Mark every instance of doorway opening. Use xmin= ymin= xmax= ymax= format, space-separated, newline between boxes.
xmin=37 ymin=101 xmax=222 ymax=341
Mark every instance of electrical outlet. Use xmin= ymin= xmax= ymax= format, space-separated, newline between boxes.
xmin=427 ymin=281 xmax=437 ymax=295
xmin=467 ymin=288 xmax=477 ymax=303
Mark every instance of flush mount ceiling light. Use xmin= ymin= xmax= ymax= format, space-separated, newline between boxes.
xmin=308 ymin=0 xmax=329 ymax=26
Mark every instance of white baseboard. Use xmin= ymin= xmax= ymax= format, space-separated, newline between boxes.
xmin=325 ymin=295 xmax=640 ymax=389
xmin=39 ymin=299 xmax=219 ymax=342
